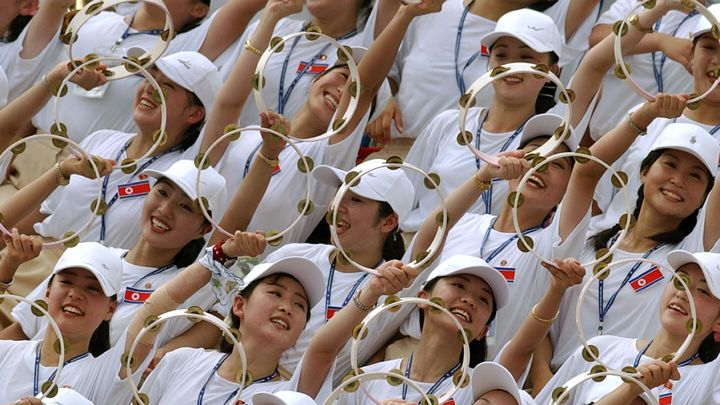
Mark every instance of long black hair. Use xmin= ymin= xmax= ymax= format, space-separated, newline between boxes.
xmin=4 ymin=15 xmax=32 ymax=43
xmin=590 ymin=149 xmax=714 ymax=250
xmin=378 ymin=201 xmax=406 ymax=261
xmin=419 ymin=278 xmax=498 ymax=368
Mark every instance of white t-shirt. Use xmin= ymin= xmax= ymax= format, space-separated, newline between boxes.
xmin=589 ymin=1 xmax=698 ymax=141
xmin=0 ymin=65 xmax=7 ymax=107
xmin=550 ymin=220 xmax=718 ymax=369
xmin=0 ymin=333 xmax=151 ymax=405
xmin=11 ymin=248 xmax=217 ymax=348
xmin=538 ymin=335 xmax=719 ymax=405
xmin=141 ymin=347 xmax=333 ymax=404
xmin=34 ymin=129 xmax=200 ymax=248
xmin=217 ymin=114 xmax=367 ymax=254
xmin=220 ymin=7 xmax=379 ymax=127
xmin=435 ymin=203 xmax=590 ymax=359
xmin=30 ymin=11 xmax=218 ymax=141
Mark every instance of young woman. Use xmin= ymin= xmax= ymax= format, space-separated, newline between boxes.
xmin=537 ymin=250 xmax=720 ymax=404
xmin=0 ymin=0 xmax=38 ymax=102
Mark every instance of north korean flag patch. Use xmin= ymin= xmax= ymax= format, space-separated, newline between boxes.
xmin=123 ymin=287 xmax=153 ymax=304
xmin=118 ymin=180 xmax=151 ymax=199
xmin=630 ymin=266 xmax=665 ymax=292
xmin=297 ymin=61 xmax=329 ymax=74
xmin=495 ymin=267 xmax=515 ymax=284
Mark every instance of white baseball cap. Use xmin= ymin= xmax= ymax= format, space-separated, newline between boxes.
xmin=519 ymin=113 xmax=578 ymax=151
xmin=471 ymin=362 xmax=522 ymax=404
xmin=691 ymin=3 xmax=720 ymax=39
xmin=242 ymin=256 xmax=324 ymax=308
xmin=144 ymin=159 xmax=227 ymax=216
xmin=155 ymin=51 xmax=222 ymax=111
xmin=42 ymin=387 xmax=94 ymax=405
xmin=252 ymin=391 xmax=317 ymax=405
xmin=313 ymin=159 xmax=415 ymax=221
xmin=424 ymin=255 xmax=509 ymax=309
xmin=667 ymin=250 xmax=720 ymax=299
xmin=480 ymin=9 xmax=563 ymax=59
xmin=53 ymin=242 xmax=123 ymax=297
xmin=648 ymin=123 xmax=719 ymax=177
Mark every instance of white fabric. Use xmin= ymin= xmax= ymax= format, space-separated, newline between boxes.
xmin=219 ymin=6 xmax=379 ymax=127
xmin=216 ymin=114 xmax=367 ymax=255
xmin=141 ymin=348 xmax=333 ymax=404
xmin=589 ymin=1 xmax=698 ymax=141
xmin=12 ymin=248 xmax=217 ymax=348
xmin=538 ymin=335 xmax=720 ymax=405
xmin=0 ymin=65 xmax=7 ymax=108
xmin=436 ymin=203 xmax=591 ymax=359
xmin=34 ymin=130 xmax=199 ymax=248
xmin=550 ymin=221 xmax=715 ymax=369
xmin=30 ymin=11 xmax=218 ymax=141
xmin=0 ymin=332 xmax=152 ymax=405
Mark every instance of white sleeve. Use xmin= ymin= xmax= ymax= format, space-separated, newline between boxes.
xmin=287 ymin=352 xmax=335 ymax=403
xmin=5 ymin=25 xmax=64 ymax=101
xmin=165 ymin=11 xmax=220 ymax=55
xmin=596 ymin=0 xmax=635 ymax=26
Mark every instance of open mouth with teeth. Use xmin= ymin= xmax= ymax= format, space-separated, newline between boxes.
xmin=502 ymin=75 xmax=524 ymax=85
xmin=137 ymin=97 xmax=157 ymax=111
xmin=323 ymin=92 xmax=339 ymax=112
xmin=270 ymin=318 xmax=289 ymax=330
xmin=659 ymin=188 xmax=684 ymax=203
xmin=150 ymin=217 xmax=171 ymax=233
xmin=667 ymin=302 xmax=688 ymax=316
xmin=335 ymin=219 xmax=350 ymax=234
xmin=450 ymin=308 xmax=472 ymax=323
xmin=62 ymin=305 xmax=85 ymax=317
xmin=526 ymin=174 xmax=546 ymax=189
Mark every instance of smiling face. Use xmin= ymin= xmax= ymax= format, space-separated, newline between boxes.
xmin=691 ymin=34 xmax=720 ymax=104
xmin=45 ymin=268 xmax=116 ymax=341
xmin=660 ymin=264 xmax=720 ymax=341
xmin=333 ymin=190 xmax=397 ymax=251
xmin=640 ymin=150 xmax=712 ymax=221
xmin=306 ymin=66 xmax=350 ymax=125
xmin=508 ymin=137 xmax=572 ymax=211
xmin=488 ymin=37 xmax=555 ymax=106
xmin=140 ymin=179 xmax=211 ymax=250
xmin=232 ymin=275 xmax=310 ymax=351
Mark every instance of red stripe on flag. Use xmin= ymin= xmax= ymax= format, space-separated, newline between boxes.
xmin=442 ymin=400 xmax=456 ymax=405
xmin=124 ymin=288 xmax=152 ymax=303
xmin=297 ymin=62 xmax=328 ymax=74
xmin=118 ymin=180 xmax=151 ymax=199
xmin=480 ymin=45 xmax=489 ymax=56
xmin=496 ymin=267 xmax=515 ymax=283
xmin=630 ymin=266 xmax=664 ymax=292
xmin=659 ymin=393 xmax=672 ymax=405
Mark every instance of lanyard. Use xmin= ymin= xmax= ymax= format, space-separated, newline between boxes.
xmin=455 ymin=1 xmax=482 ymax=95
xmin=672 ymin=117 xmax=720 ymax=137
xmin=479 ymin=216 xmax=542 ymax=262
xmin=118 ymin=252 xmax=175 ymax=304
xmin=401 ymin=353 xmax=461 ymax=400
xmin=277 ymin=23 xmax=358 ymax=114
xmin=597 ymin=238 xmax=664 ymax=334
xmin=242 ymin=141 xmax=268 ymax=178
xmin=33 ymin=344 xmax=90 ymax=395
xmin=324 ymin=259 xmax=370 ymax=319
xmin=197 ymin=353 xmax=279 ymax=405
xmin=99 ymin=139 xmax=182 ymax=242
xmin=633 ymin=340 xmax=699 ymax=367
xmin=474 ymin=110 xmax=528 ymax=214
xmin=111 ymin=14 xmax=165 ymax=52
xmin=651 ymin=11 xmax=698 ymax=93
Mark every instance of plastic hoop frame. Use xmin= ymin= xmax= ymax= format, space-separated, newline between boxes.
xmin=457 ymin=62 xmax=575 ymax=166
xmin=194 ymin=125 xmax=313 ymax=246
xmin=253 ymin=31 xmax=361 ymax=142
xmin=511 ymin=151 xmax=633 ymax=268
xmin=328 ymin=158 xmax=448 ymax=275
xmin=612 ymin=0 xmax=720 ymax=105
xmin=51 ymin=56 xmax=167 ymax=171
xmin=324 ymin=371 xmax=435 ymax=405
xmin=124 ymin=307 xmax=248 ymax=405
xmin=550 ymin=369 xmax=657 ymax=405
xmin=0 ymin=134 xmax=103 ymax=249
xmin=62 ymin=0 xmax=174 ymax=80
xmin=347 ymin=297 xmax=472 ymax=404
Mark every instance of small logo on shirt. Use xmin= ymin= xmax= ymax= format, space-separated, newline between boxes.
xmin=527 ymin=26 xmax=543 ymax=31
xmin=178 ymin=59 xmax=192 ymax=69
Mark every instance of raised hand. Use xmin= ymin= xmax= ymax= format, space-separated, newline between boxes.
xmin=366 ymin=260 xmax=418 ymax=297
xmin=476 ymin=150 xmax=530 ymax=182
xmin=366 ymin=96 xmax=403 ymax=145
xmin=541 ymin=258 xmax=586 ymax=291
xmin=1 ymin=228 xmax=42 ymax=270
xmin=59 ymin=154 xmax=114 ymax=179
xmin=635 ymin=359 xmax=680 ymax=389
xmin=638 ymin=92 xmax=688 ymax=121
xmin=259 ymin=111 xmax=289 ymax=159
xmin=221 ymin=230 xmax=267 ymax=258
xmin=263 ymin=0 xmax=303 ymax=21
xmin=401 ymin=0 xmax=446 ymax=17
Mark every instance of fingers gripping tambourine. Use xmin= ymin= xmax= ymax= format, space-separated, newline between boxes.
xmin=511 ymin=151 xmax=633 ymax=268
xmin=193 ymin=125 xmax=313 ymax=247
xmin=0 ymin=294 xmax=66 ymax=400
xmin=328 ymin=157 xmax=448 ymax=275
xmin=332 ymin=297 xmax=472 ymax=404
xmin=0 ymin=134 xmax=103 ymax=249
xmin=124 ymin=307 xmax=248 ymax=405
xmin=253 ymin=31 xmax=361 ymax=142
xmin=550 ymin=369 xmax=658 ymax=405
xmin=457 ymin=62 xmax=575 ymax=166
xmin=61 ymin=0 xmax=174 ymax=80
xmin=575 ymin=258 xmax=697 ymax=371
xmin=613 ymin=0 xmax=720 ymax=107
xmin=50 ymin=56 xmax=168 ymax=172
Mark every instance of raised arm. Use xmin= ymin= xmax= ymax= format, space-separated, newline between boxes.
xmin=564 ymin=0 xmax=601 ymax=42
xmin=703 ymin=176 xmax=720 ymax=250
xmin=593 ymin=359 xmax=679 ymax=405
xmin=18 ymin=0 xmax=70 ymax=59
xmin=198 ymin=0 xmax=268 ymax=61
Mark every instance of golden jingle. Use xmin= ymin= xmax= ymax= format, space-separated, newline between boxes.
xmin=352 ymin=323 xmax=369 ymax=340
xmin=10 ymin=139 xmax=26 ymax=155
xmin=386 ymin=369 xmax=404 ymax=386
xmin=413 ymin=250 xmax=431 ymax=268
xmin=553 ymin=123 xmax=570 ymax=141
xmin=160 ymin=29 xmax=171 ymax=41
xmin=344 ymin=170 xmax=360 ymax=187
xmin=384 ymin=295 xmax=401 ymax=312
xmin=85 ymin=1 xmax=105 ymax=15
xmin=507 ymin=191 xmax=524 ymax=209
xmin=489 ymin=65 xmax=511 ymax=78
xmin=337 ymin=45 xmax=353 ymax=63
xmin=151 ymin=88 xmax=167 ymax=105
xmin=642 ymin=0 xmax=657 ymax=9
xmin=593 ymin=262 xmax=610 ymax=281
xmin=620 ymin=366 xmax=637 ymax=383
xmin=686 ymin=92 xmax=702 ymax=110
xmin=614 ymin=63 xmax=631 ymax=80
xmin=82 ymin=53 xmax=101 ymax=70
xmin=52 ymin=134 xmax=70 ymax=149
xmin=559 ymin=88 xmax=576 ymax=104
xmin=686 ymin=318 xmax=702 ymax=333
xmin=50 ymin=81 xmax=69 ymax=98
xmin=531 ymin=63 xmax=549 ymax=79
xmin=251 ymin=73 xmax=265 ymax=91
xmin=237 ymin=369 xmax=254 ymax=386
xmin=611 ymin=171 xmax=629 ymax=188
xmin=41 ymin=380 xmax=59 ymax=398
xmin=66 ymin=59 xmax=83 ymax=72
xmin=618 ymin=213 xmax=636 ymax=230
xmin=660 ymin=354 xmax=674 ymax=363
xmin=123 ymin=56 xmax=142 ymax=73
xmin=532 ymin=155 xmax=548 ymax=173
xmin=305 ymin=24 xmax=322 ymax=41
xmin=325 ymin=209 xmax=334 ymax=226
xmin=185 ymin=305 xmax=205 ymax=323
xmin=681 ymin=0 xmax=696 ymax=9
xmin=298 ymin=199 xmax=315 ymax=216
xmin=120 ymin=157 xmax=138 ymax=174
xmin=266 ymin=230 xmax=283 ymax=247
xmin=458 ymin=93 xmax=477 ymax=109
xmin=194 ymin=153 xmax=211 ymax=170
xmin=151 ymin=129 xmax=167 ymax=146
xmin=452 ymin=368 xmax=470 ymax=388
xmin=348 ymin=80 xmax=359 ymax=98
xmin=423 ymin=173 xmax=441 ymax=190
xmin=132 ymin=392 xmax=150 ymax=405
xmin=581 ymin=344 xmax=600 ymax=362
xmin=590 ymin=364 xmax=608 ymax=382
xmin=595 ymin=248 xmax=613 ymax=264
xmin=332 ymin=117 xmax=346 ymax=131
xmin=62 ymin=231 xmax=80 ymax=248
xmin=435 ymin=211 xmax=446 ymax=228
xmin=121 ymin=351 xmax=136 ymax=368
xmin=456 ymin=130 xmax=473 ymax=146
xmin=341 ymin=372 xmax=361 ymax=393
xmin=551 ymin=386 xmax=569 ymax=404
xmin=31 ymin=299 xmax=49 ymax=317
xmin=429 ymin=296 xmax=446 ymax=313
xmin=337 ymin=248 xmax=352 ymax=265
xmin=103 ymin=70 xmax=115 ymax=78
xmin=223 ymin=327 xmax=242 ymax=345
xmin=420 ymin=395 xmax=439 ymax=405
xmin=612 ymin=19 xmax=629 ymax=37
xmin=673 ymin=272 xmax=691 ymax=291
xmin=60 ymin=32 xmax=75 ymax=46
xmin=297 ymin=155 xmax=314 ymax=173
xmin=0 ymin=211 xmax=4 ymax=224
xmin=386 ymin=155 xmax=404 ymax=168
xmin=713 ymin=24 xmax=720 ymax=40
xmin=270 ymin=36 xmax=284 ymax=53
xmin=192 ymin=196 xmax=209 ymax=216
xmin=91 ymin=198 xmax=108 ymax=216
xmin=516 ymin=235 xmax=534 ymax=253
xmin=573 ymin=146 xmax=592 ymax=164
xmin=456 ymin=327 xmax=473 ymax=344
xmin=144 ymin=315 xmax=161 ymax=332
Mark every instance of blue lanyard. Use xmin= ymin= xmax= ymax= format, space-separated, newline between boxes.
xmin=672 ymin=116 xmax=720 ymax=137
xmin=597 ymin=239 xmax=664 ymax=334
xmin=99 ymin=139 xmax=182 ymax=242
xmin=454 ymin=1 xmax=483 ymax=95
xmin=197 ymin=353 xmax=279 ymax=405
xmin=401 ymin=353 xmax=461 ymax=400
xmin=323 ymin=259 xmax=370 ymax=319
xmin=479 ymin=216 xmax=542 ymax=262
xmin=651 ymin=11 xmax=698 ymax=92
xmin=112 ymin=14 xmax=165 ymax=51
xmin=118 ymin=252 xmax=175 ymax=304
xmin=243 ymin=142 xmax=266 ymax=178
xmin=277 ymin=23 xmax=358 ymax=114
xmin=474 ymin=110 xmax=528 ymax=214
xmin=633 ymin=340 xmax=699 ymax=367
xmin=33 ymin=344 xmax=90 ymax=395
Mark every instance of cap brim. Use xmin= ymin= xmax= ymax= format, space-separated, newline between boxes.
xmin=480 ymin=32 xmax=554 ymax=54
xmin=245 ymin=257 xmax=324 ymax=308
xmin=651 ymin=144 xmax=717 ymax=177
xmin=519 ymin=114 xmax=578 ymax=151
xmin=667 ymin=250 xmax=720 ymax=299
xmin=432 ymin=264 xmax=509 ymax=309
xmin=471 ymin=362 xmax=522 ymax=403
xmin=251 ymin=392 xmax=285 ymax=405
xmin=312 ymin=164 xmax=390 ymax=204
xmin=144 ymin=169 xmax=199 ymax=204
xmin=54 ymin=264 xmax=117 ymax=297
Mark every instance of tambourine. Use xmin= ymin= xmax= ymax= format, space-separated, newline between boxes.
xmin=550 ymin=369 xmax=657 ymax=405
xmin=324 ymin=371 xmax=435 ymax=405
